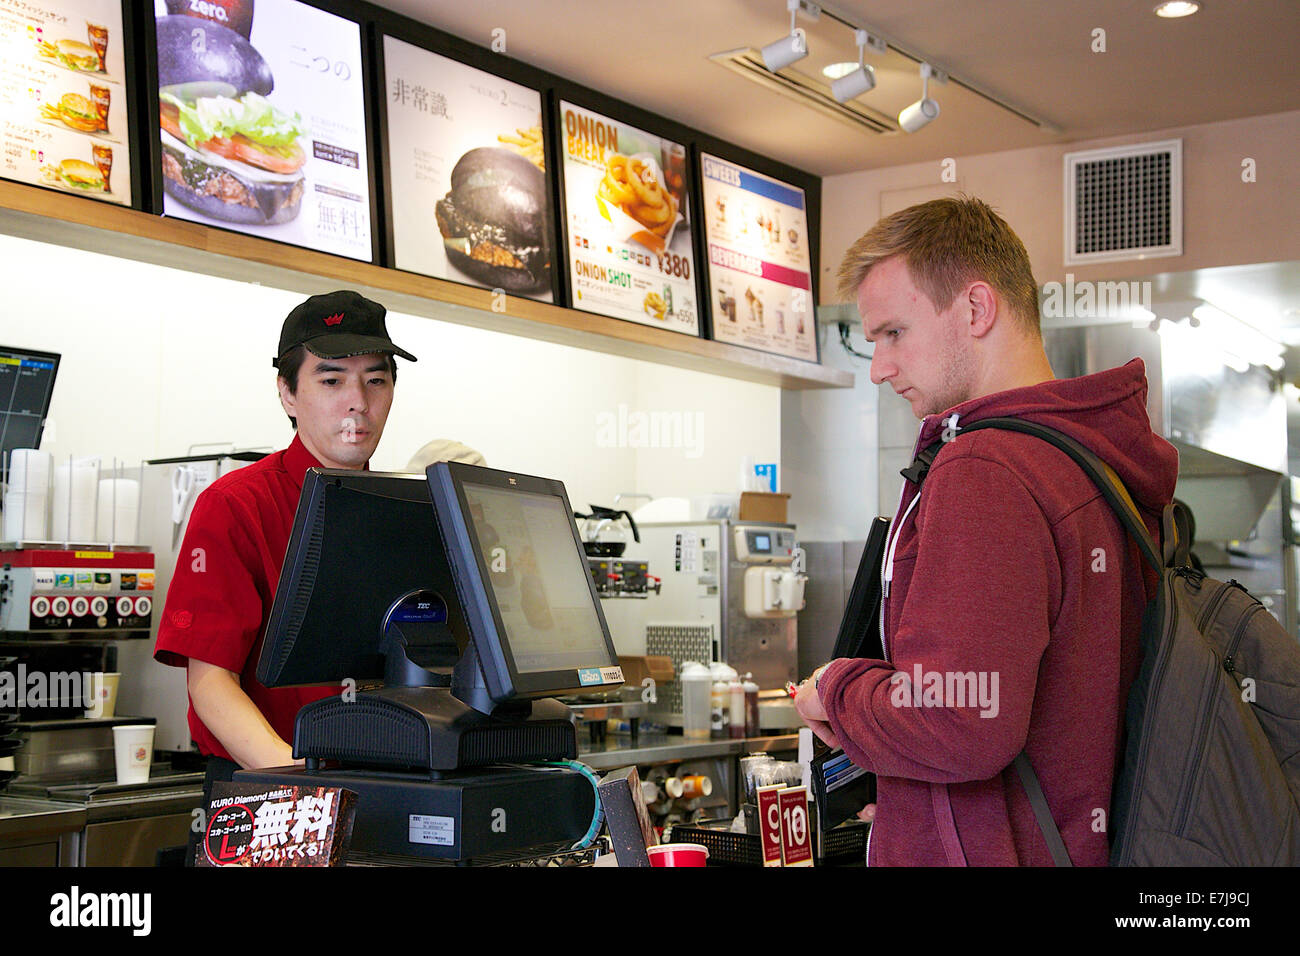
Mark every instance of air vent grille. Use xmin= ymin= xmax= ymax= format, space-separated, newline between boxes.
xmin=1064 ymin=139 xmax=1182 ymax=266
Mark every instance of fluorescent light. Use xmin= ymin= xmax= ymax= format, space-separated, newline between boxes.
xmin=1154 ymin=1 xmax=1200 ymax=17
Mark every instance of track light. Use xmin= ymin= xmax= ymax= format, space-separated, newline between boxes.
xmin=830 ymin=29 xmax=876 ymax=102
xmin=899 ymin=63 xmax=940 ymax=132
xmin=761 ymin=0 xmax=809 ymax=72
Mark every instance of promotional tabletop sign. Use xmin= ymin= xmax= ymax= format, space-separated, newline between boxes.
xmin=197 ymin=782 xmax=357 ymax=867
xmin=382 ymin=34 xmax=552 ymax=301
xmin=0 ymin=0 xmax=130 ymax=203
xmin=756 ymin=783 xmax=785 ymax=867
xmin=699 ymin=152 xmax=816 ymax=361
xmin=777 ymin=785 xmax=813 ymax=866
xmin=153 ymin=0 xmax=373 ymax=260
xmin=558 ymin=100 xmax=699 ymax=334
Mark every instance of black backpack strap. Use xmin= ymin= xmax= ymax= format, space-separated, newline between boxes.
xmin=1014 ymin=752 xmax=1073 ymax=866
xmin=919 ymin=417 xmax=1164 ymax=573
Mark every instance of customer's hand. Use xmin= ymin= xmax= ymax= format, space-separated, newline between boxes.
xmin=793 ymin=671 xmax=840 ymax=749
xmin=858 ymin=803 xmax=876 ymax=823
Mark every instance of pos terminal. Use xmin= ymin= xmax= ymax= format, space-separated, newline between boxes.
xmin=236 ymin=462 xmax=625 ymax=864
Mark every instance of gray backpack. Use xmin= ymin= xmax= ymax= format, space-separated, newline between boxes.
xmin=909 ymin=417 xmax=1300 ymax=866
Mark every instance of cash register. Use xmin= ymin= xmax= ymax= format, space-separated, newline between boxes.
xmin=236 ymin=462 xmax=625 ymax=865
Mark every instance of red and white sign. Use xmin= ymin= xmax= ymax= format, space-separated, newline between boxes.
xmin=756 ymin=784 xmax=785 ymax=867
xmin=777 ymin=786 xmax=813 ymax=867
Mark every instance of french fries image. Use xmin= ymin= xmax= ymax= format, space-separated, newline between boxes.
xmin=643 ymin=291 xmax=667 ymax=320
xmin=597 ymin=153 xmax=678 ymax=238
xmin=497 ymin=125 xmax=544 ymax=170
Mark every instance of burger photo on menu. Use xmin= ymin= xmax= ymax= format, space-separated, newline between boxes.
xmin=39 ymin=92 xmax=102 ymax=133
xmin=35 ymin=37 xmax=102 ymax=73
xmin=156 ymin=15 xmax=308 ymax=225
xmin=40 ymin=158 xmax=106 ymax=192
xmin=434 ymin=146 xmax=551 ymax=294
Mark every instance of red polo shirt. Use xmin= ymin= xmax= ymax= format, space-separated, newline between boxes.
xmin=154 ymin=435 xmax=342 ymax=763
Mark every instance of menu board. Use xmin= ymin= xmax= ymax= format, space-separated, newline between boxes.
xmin=558 ymin=100 xmax=698 ymax=334
xmin=0 ymin=0 xmax=130 ymax=204
xmin=383 ymin=35 xmax=551 ymax=301
xmin=153 ymin=0 xmax=372 ymax=261
xmin=700 ymin=153 xmax=816 ymax=361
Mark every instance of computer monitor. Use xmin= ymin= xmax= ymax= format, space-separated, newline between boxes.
xmin=427 ymin=461 xmax=623 ymax=715
xmin=257 ymin=469 xmax=468 ymax=689
xmin=0 ymin=346 xmax=59 ymax=483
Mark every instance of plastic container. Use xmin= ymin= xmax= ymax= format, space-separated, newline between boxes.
xmin=648 ymin=843 xmax=710 ymax=867
xmin=680 ymin=661 xmax=712 ymax=739
xmin=729 ymin=675 xmax=746 ymax=738
xmin=743 ymin=673 xmax=760 ymax=737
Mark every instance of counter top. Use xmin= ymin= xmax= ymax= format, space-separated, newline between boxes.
xmin=0 ymin=795 xmax=87 ymax=840
xmin=578 ymin=732 xmax=799 ymax=771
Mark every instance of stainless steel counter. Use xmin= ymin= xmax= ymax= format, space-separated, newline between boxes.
xmin=578 ymin=732 xmax=799 ymax=771
xmin=0 ymin=795 xmax=86 ymax=840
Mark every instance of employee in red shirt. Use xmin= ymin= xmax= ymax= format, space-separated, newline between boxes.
xmin=155 ymin=290 xmax=417 ymax=791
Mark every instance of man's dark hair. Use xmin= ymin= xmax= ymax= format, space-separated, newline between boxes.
xmin=276 ymin=346 xmax=398 ymax=429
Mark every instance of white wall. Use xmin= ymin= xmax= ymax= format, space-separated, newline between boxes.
xmin=0 ymin=232 xmax=781 ymax=513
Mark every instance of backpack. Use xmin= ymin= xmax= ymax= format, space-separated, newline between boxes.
xmin=906 ymin=416 xmax=1300 ymax=866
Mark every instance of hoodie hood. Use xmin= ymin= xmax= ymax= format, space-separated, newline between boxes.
xmin=915 ymin=358 xmax=1178 ymax=514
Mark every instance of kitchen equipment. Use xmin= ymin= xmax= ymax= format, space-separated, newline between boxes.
xmin=114 ymin=449 xmax=264 ymax=753
xmin=599 ymin=520 xmax=806 ymax=730
xmin=575 ymin=505 xmax=641 ymax=557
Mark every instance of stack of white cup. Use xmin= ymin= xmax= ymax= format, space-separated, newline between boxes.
xmin=3 ymin=449 xmax=51 ymax=541
xmin=96 ymin=478 xmax=140 ymax=545
xmin=52 ymin=457 xmax=100 ymax=543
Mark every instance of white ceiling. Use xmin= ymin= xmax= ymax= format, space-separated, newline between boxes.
xmin=375 ymin=0 xmax=1300 ymax=177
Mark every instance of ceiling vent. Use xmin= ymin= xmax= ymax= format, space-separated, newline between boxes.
xmin=1064 ymin=139 xmax=1182 ymax=266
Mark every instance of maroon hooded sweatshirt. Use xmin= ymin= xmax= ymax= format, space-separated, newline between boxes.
xmin=819 ymin=358 xmax=1178 ymax=866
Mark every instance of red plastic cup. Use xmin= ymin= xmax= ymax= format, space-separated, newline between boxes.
xmin=648 ymin=843 xmax=710 ymax=867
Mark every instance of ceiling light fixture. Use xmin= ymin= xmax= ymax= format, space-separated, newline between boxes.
xmin=830 ymin=29 xmax=876 ymax=102
xmin=898 ymin=63 xmax=941 ymax=132
xmin=1153 ymin=1 xmax=1201 ymax=17
xmin=761 ymin=0 xmax=810 ymax=72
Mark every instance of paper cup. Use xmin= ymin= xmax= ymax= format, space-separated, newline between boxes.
xmin=84 ymin=672 xmax=120 ymax=718
xmin=3 ymin=489 xmax=48 ymax=540
xmin=112 ymin=724 xmax=153 ymax=784
xmin=648 ymin=843 xmax=709 ymax=867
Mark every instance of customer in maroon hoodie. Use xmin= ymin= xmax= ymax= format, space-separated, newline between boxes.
xmin=794 ymin=197 xmax=1178 ymax=865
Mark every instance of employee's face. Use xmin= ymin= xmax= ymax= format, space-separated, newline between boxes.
xmin=278 ymin=352 xmax=394 ymax=469
xmin=860 ymin=255 xmax=975 ymax=420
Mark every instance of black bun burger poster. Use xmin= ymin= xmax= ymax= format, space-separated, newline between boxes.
xmin=381 ymin=35 xmax=552 ymax=302
xmin=153 ymin=0 xmax=372 ymax=261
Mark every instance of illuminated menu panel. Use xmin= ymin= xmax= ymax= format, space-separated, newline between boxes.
xmin=153 ymin=0 xmax=372 ymax=261
xmin=0 ymin=0 xmax=130 ymax=204
xmin=382 ymin=34 xmax=552 ymax=301
xmin=558 ymin=100 xmax=699 ymax=334
xmin=700 ymin=152 xmax=816 ymax=362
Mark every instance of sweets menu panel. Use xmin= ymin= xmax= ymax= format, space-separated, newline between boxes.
xmin=700 ymin=152 xmax=816 ymax=361
xmin=558 ymin=100 xmax=699 ymax=334
xmin=0 ymin=0 xmax=130 ymax=203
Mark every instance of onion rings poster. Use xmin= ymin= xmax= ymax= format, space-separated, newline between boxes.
xmin=558 ymin=101 xmax=699 ymax=334
xmin=0 ymin=0 xmax=130 ymax=204
xmin=382 ymin=35 xmax=551 ymax=301
xmin=700 ymin=153 xmax=816 ymax=361
xmin=153 ymin=0 xmax=372 ymax=261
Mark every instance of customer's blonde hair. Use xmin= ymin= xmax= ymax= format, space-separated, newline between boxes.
xmin=837 ymin=196 xmax=1041 ymax=335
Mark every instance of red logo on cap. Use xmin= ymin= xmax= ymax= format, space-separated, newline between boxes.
xmin=323 ymin=313 xmax=344 ymax=326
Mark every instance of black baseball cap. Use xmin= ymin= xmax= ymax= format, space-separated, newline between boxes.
xmin=273 ymin=290 xmax=417 ymax=367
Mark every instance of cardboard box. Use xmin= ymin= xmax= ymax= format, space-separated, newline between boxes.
xmin=739 ymin=492 xmax=791 ymax=523
xmin=618 ymin=655 xmax=675 ymax=687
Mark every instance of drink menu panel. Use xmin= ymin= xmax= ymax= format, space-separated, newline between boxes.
xmin=700 ymin=152 xmax=816 ymax=361
xmin=154 ymin=0 xmax=373 ymax=260
xmin=0 ymin=0 xmax=130 ymax=203
xmin=558 ymin=100 xmax=699 ymax=334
